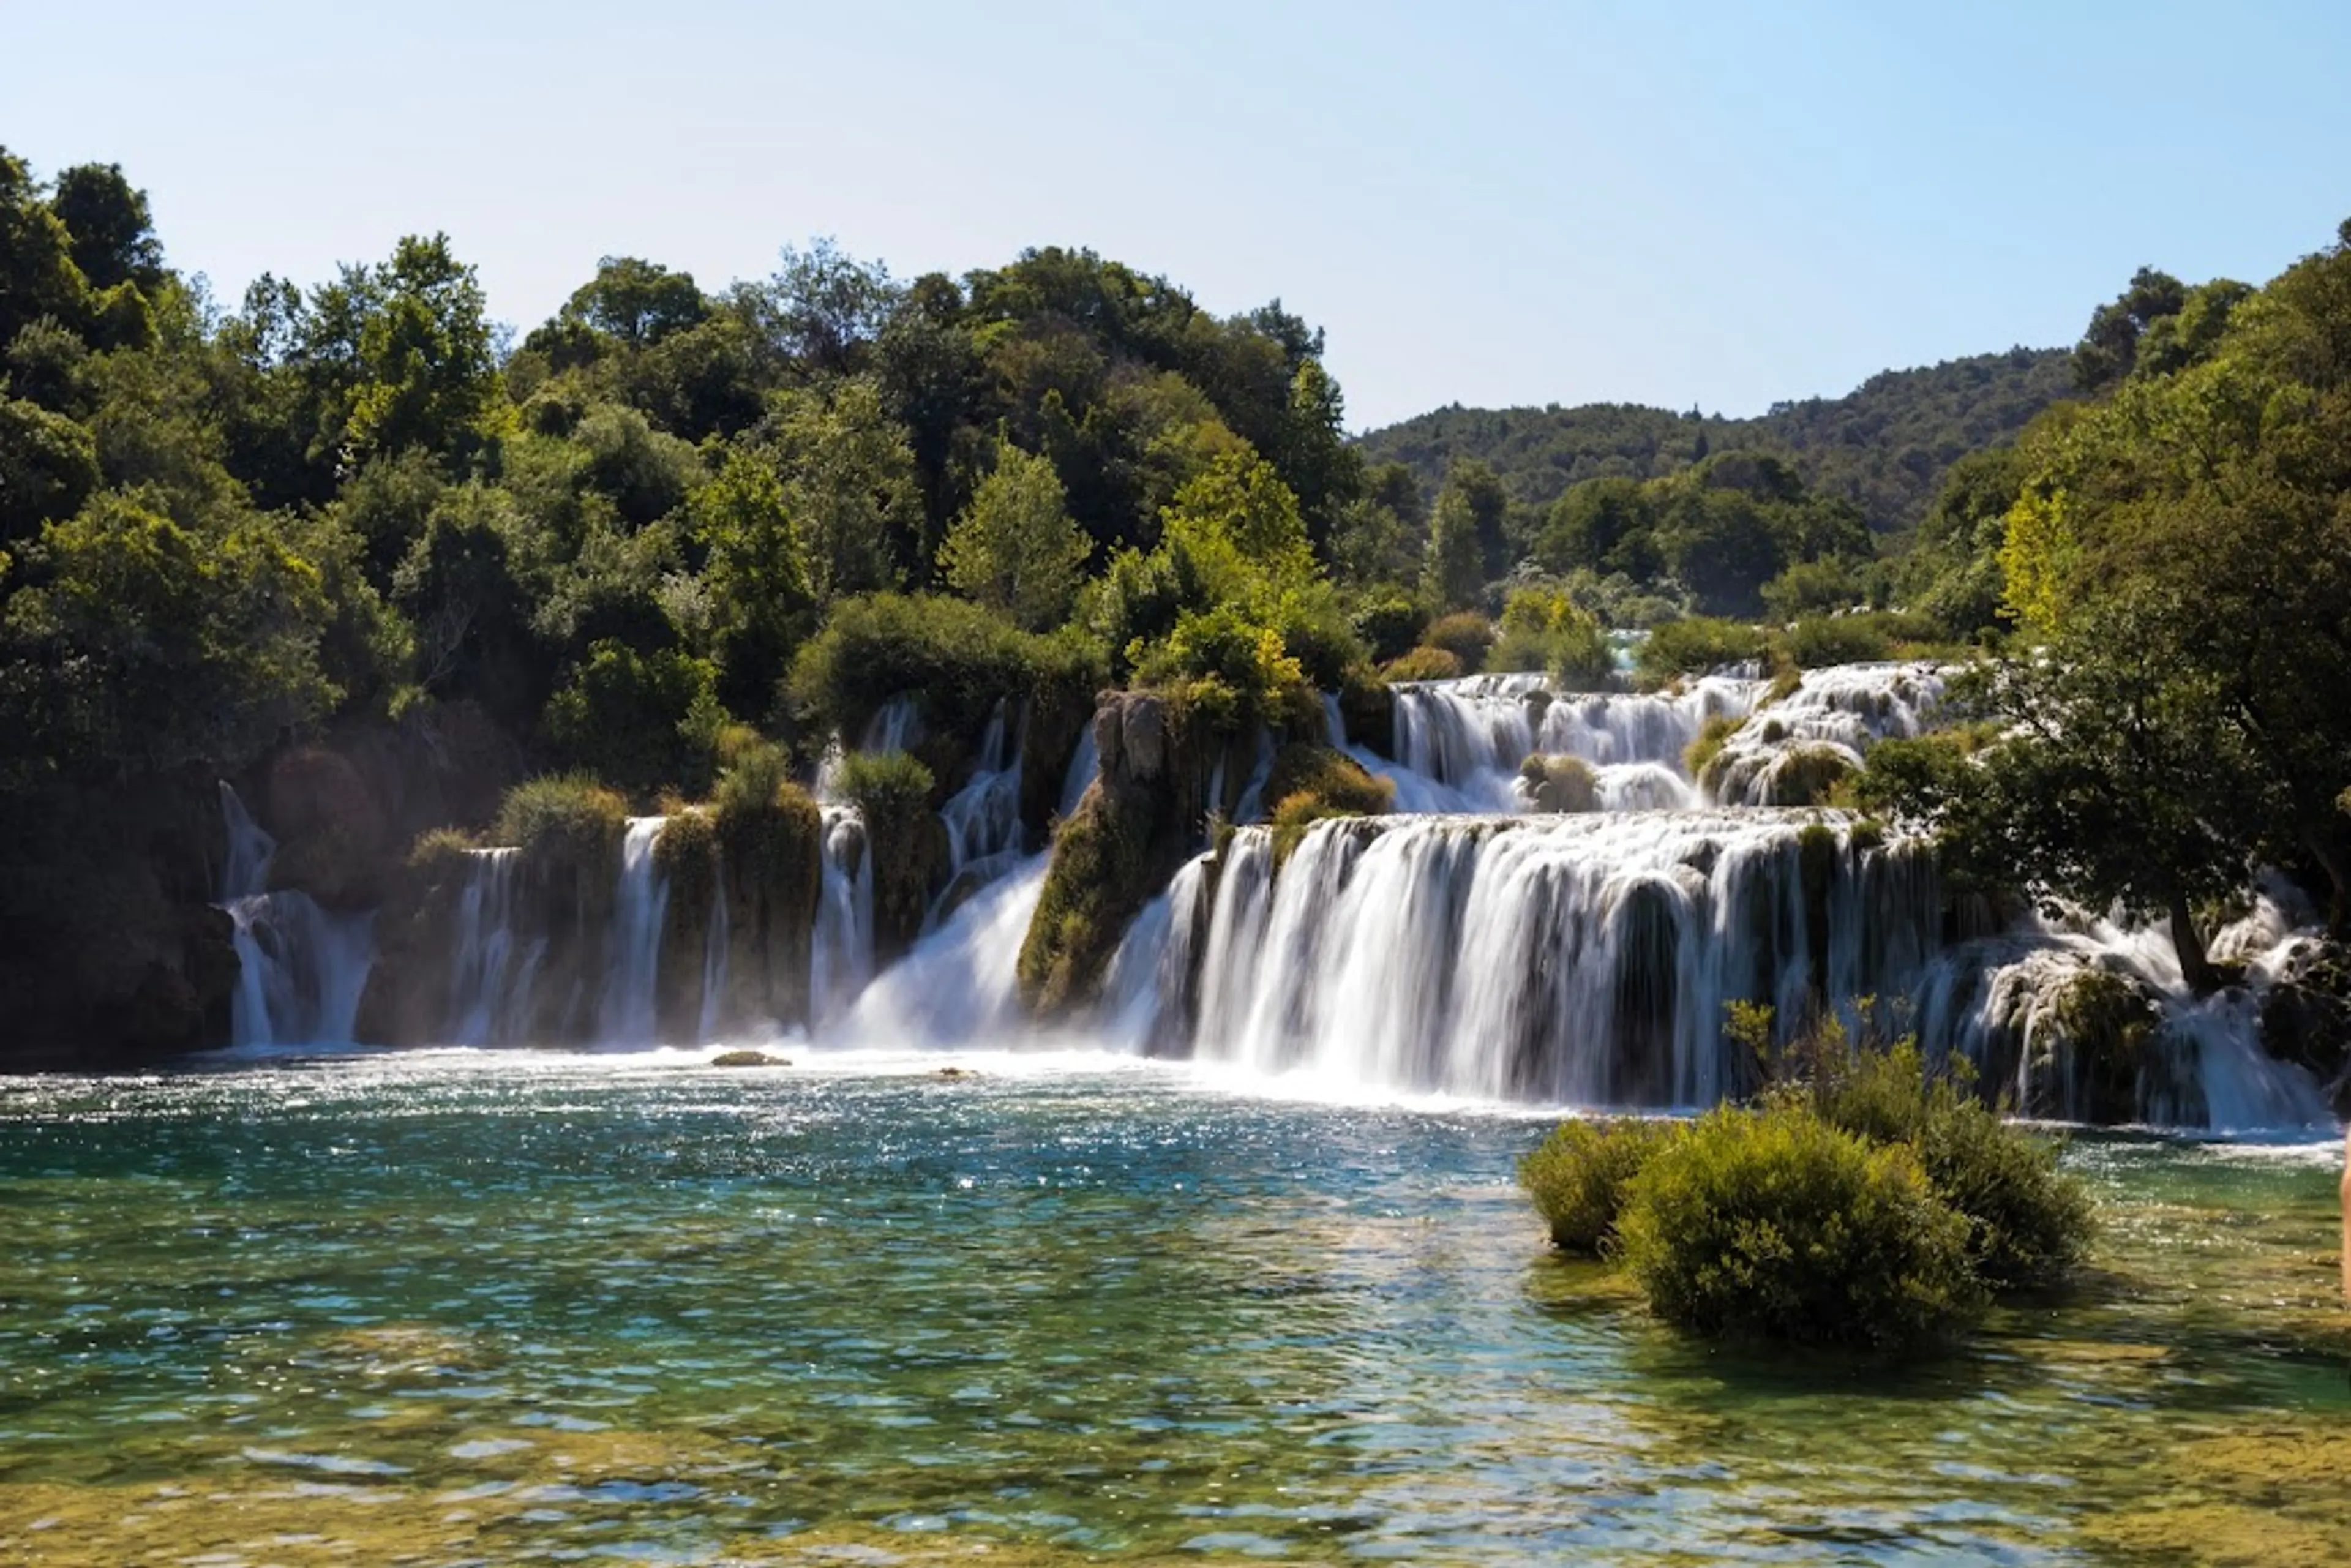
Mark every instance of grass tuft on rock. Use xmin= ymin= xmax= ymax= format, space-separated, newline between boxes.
xmin=493 ymin=773 xmax=627 ymax=859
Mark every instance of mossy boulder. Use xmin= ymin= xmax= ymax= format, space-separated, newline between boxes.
xmin=1520 ymin=752 xmax=1600 ymax=814
xmin=1381 ymin=645 xmax=1463 ymax=683
xmin=709 ymin=749 xmax=825 ymax=1033
xmin=836 ymin=749 xmax=945 ymax=967
xmin=2258 ymin=936 xmax=2351 ymax=1113
xmin=651 ymin=809 xmax=719 ymax=1041
xmin=353 ymin=830 xmax=482 ymax=1045
xmin=2035 ymin=966 xmax=2165 ymax=1123
xmin=1018 ymin=691 xmax=1206 ymax=1017
xmin=1264 ymin=743 xmax=1393 ymax=867
xmin=1335 ymin=668 xmax=1393 ymax=759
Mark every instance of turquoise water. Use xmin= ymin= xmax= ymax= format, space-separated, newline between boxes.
xmin=1 ymin=1047 xmax=2345 ymax=1566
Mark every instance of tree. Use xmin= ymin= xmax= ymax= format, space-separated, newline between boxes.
xmin=937 ymin=443 xmax=1090 ymax=630
xmin=1863 ymin=590 xmax=2257 ymax=991
xmin=1425 ymin=459 xmax=1497 ymax=609
xmin=560 ymin=256 xmax=708 ymax=346
xmin=2071 ymin=266 xmax=2188 ymax=391
xmin=48 ymin=163 xmax=164 ymax=294
xmin=762 ymin=376 xmax=921 ymax=602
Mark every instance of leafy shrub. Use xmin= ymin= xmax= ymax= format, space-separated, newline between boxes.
xmin=1519 ymin=752 xmax=1600 ymax=813
xmin=407 ymin=826 xmax=477 ymax=874
xmin=1381 ymin=645 xmax=1464 ymax=683
xmin=1264 ymin=587 xmax=1371 ymax=691
xmin=1421 ymin=611 xmax=1495 ymax=670
xmin=1518 ymin=1117 xmax=1678 ymax=1253
xmin=1616 ymin=1102 xmax=1984 ymax=1347
xmin=1791 ymin=1027 xmax=2095 ymax=1292
xmin=1133 ymin=602 xmax=1309 ymax=728
xmin=1634 ymin=616 xmax=1769 ymax=686
xmin=790 ymin=592 xmax=1104 ymax=757
xmin=493 ymin=773 xmax=627 ymax=857
xmin=1352 ymin=591 xmax=1428 ymax=664
xmin=651 ymin=806 xmax=718 ymax=916
xmin=1787 ymin=615 xmax=1892 ymax=667
xmin=542 ymin=639 xmax=721 ymax=797
xmin=1487 ymin=586 xmax=1614 ymax=687
xmin=1264 ymin=744 xmax=1392 ymax=866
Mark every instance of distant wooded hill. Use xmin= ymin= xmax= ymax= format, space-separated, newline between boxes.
xmin=1354 ymin=347 xmax=2071 ymax=535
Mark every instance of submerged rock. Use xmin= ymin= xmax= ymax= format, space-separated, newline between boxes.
xmin=709 ymin=1049 xmax=787 ymax=1068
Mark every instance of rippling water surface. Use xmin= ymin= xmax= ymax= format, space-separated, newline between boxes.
xmin=1 ymin=1046 xmax=2345 ymax=1566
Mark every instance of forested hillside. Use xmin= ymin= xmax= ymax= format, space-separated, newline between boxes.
xmin=1356 ymin=347 xmax=2071 ymax=536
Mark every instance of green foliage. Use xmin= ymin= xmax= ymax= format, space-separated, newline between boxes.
xmin=1488 ymin=585 xmax=1612 ymax=686
xmin=790 ymin=592 xmax=1104 ymax=753
xmin=1359 ymin=349 xmax=2070 ymax=538
xmin=1634 ymin=616 xmax=1768 ymax=686
xmin=1420 ymin=611 xmax=1494 ymax=670
xmin=1017 ymin=781 xmax=1155 ymax=1012
xmin=542 ymin=639 xmax=721 ymax=798
xmin=492 ymin=773 xmax=628 ymax=859
xmin=1263 ymin=743 xmax=1391 ymax=864
xmin=1349 ymin=590 xmax=1427 ymax=664
xmin=1381 ymin=645 xmax=1463 ymax=682
xmin=0 ymin=395 xmax=100 ymax=543
xmin=937 ymin=443 xmax=1092 ymax=630
xmin=1517 ymin=1117 xmax=1677 ymax=1253
xmin=1423 ymin=457 xmax=1501 ymax=607
xmin=1616 ymin=1101 xmax=1983 ymax=1348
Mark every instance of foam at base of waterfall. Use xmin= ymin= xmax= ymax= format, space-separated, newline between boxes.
xmin=218 ymin=782 xmax=378 ymax=1048
xmin=828 ymin=855 xmax=1048 ymax=1047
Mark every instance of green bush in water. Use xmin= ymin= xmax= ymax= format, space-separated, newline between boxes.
xmin=1520 ymin=752 xmax=1600 ymax=813
xmin=493 ymin=773 xmax=627 ymax=858
xmin=1634 ymin=615 xmax=1768 ymax=688
xmin=1786 ymin=1022 xmax=2096 ymax=1292
xmin=1616 ymin=1100 xmax=1984 ymax=1348
xmin=1518 ymin=1117 xmax=1678 ymax=1253
xmin=1787 ymin=615 xmax=1892 ymax=667
xmin=1264 ymin=744 xmax=1393 ymax=866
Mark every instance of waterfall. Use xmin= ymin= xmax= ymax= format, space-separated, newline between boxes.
xmin=1178 ymin=811 xmax=1939 ymax=1104
xmin=217 ymin=783 xmax=375 ymax=1048
xmin=598 ymin=817 xmax=670 ymax=1045
xmin=832 ymin=855 xmax=1049 ymax=1045
xmin=1059 ymin=721 xmax=1100 ymax=819
xmin=444 ymin=849 xmax=538 ymax=1046
xmin=938 ymin=700 xmax=1026 ymax=880
xmin=1704 ymin=662 xmax=1945 ymax=805
xmin=1389 ymin=674 xmax=1765 ymax=808
xmin=1100 ymin=853 xmax=1210 ymax=1054
xmin=697 ymin=865 xmax=730 ymax=1045
xmin=812 ymin=806 xmax=876 ymax=1026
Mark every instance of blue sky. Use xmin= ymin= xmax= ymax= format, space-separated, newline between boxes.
xmin=10 ymin=1 xmax=2349 ymax=428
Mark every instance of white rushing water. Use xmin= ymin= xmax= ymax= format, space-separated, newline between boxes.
xmin=217 ymin=784 xmax=376 ymax=1048
xmin=598 ymin=817 xmax=670 ymax=1045
xmin=1175 ymin=811 xmax=1937 ymax=1105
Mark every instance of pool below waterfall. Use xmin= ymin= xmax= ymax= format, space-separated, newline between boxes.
xmin=2 ymin=1048 xmax=2346 ymax=1565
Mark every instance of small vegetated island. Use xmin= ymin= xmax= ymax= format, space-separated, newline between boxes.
xmin=2 ymin=144 xmax=2350 ymax=1564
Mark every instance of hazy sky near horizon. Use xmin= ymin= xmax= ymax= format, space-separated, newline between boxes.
xmin=10 ymin=1 xmax=2350 ymax=429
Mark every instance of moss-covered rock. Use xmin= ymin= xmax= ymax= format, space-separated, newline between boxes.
xmin=353 ymin=831 xmax=482 ymax=1045
xmin=1335 ymin=668 xmax=1393 ymax=759
xmin=836 ymin=749 xmax=944 ymax=967
xmin=709 ymin=751 xmax=825 ymax=1033
xmin=1263 ymin=743 xmax=1393 ymax=867
xmin=1520 ymin=752 xmax=1600 ymax=814
xmin=2036 ymin=967 xmax=2164 ymax=1123
xmin=1018 ymin=691 xmax=1208 ymax=1017
xmin=651 ymin=809 xmax=718 ymax=1041
xmin=2259 ymin=937 xmax=2351 ymax=1113
xmin=1381 ymin=645 xmax=1463 ymax=683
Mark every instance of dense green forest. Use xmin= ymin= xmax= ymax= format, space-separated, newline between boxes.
xmin=1 ymin=140 xmax=2345 ymax=1057
xmin=1357 ymin=348 xmax=2072 ymax=536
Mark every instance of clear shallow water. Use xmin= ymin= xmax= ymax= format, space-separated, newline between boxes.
xmin=1 ymin=1049 xmax=2345 ymax=1566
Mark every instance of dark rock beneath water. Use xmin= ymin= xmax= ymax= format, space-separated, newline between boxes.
xmin=2259 ymin=937 xmax=2351 ymax=1113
